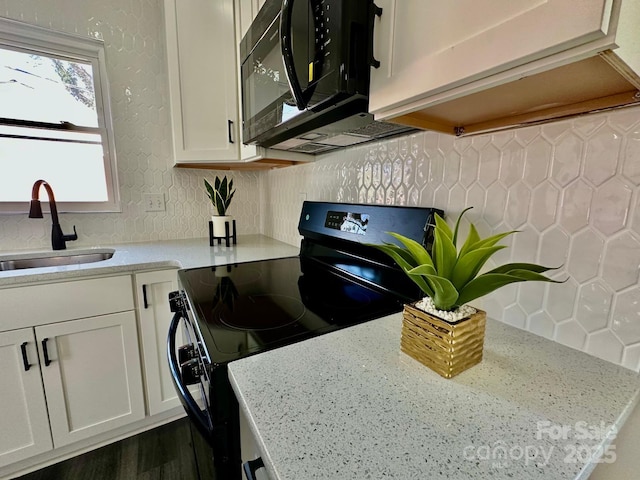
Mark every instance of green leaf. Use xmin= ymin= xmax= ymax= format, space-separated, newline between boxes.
xmin=468 ymin=230 xmax=518 ymax=251
xmin=386 ymin=232 xmax=434 ymax=268
xmin=226 ymin=178 xmax=235 ymax=212
xmin=452 ymin=206 xmax=473 ymax=247
xmin=486 ymin=263 xmax=561 ymax=275
xmin=450 ymin=245 xmax=506 ymax=290
xmin=225 ymin=189 xmax=236 ymax=212
xmin=458 ymin=222 xmax=481 ymax=259
xmin=369 ymin=244 xmax=434 ymax=297
xmin=380 ymin=242 xmax=420 ymax=267
xmin=434 ymin=213 xmax=453 ymax=241
xmin=420 ymin=273 xmax=459 ymax=311
xmin=206 ymin=176 xmax=235 ymax=215
xmin=457 ymin=270 xmax=563 ymax=306
xmin=407 ymin=264 xmax=437 ymax=277
xmin=204 ymin=179 xmax=215 ymax=203
xmin=433 ymin=227 xmax=457 ymax=278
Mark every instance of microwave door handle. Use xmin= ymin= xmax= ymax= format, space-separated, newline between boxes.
xmin=167 ymin=311 xmax=213 ymax=441
xmin=280 ymin=0 xmax=306 ymax=110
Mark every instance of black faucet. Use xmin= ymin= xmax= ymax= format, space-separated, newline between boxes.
xmin=29 ymin=179 xmax=78 ymax=250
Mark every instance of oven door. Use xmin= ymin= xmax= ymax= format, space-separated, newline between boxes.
xmin=241 ymin=0 xmax=344 ymax=145
xmin=168 ymin=293 xmax=242 ymax=479
xmin=168 ymin=305 xmax=213 ymax=442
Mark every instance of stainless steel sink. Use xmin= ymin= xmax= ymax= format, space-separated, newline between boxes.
xmin=0 ymin=250 xmax=114 ymax=271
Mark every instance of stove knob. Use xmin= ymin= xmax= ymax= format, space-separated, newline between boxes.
xmin=180 ymin=358 xmax=202 ymax=385
xmin=178 ymin=344 xmax=196 ymax=364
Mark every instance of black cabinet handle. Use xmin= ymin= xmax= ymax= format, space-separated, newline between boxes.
xmin=368 ymin=3 xmax=383 ymax=68
xmin=142 ymin=284 xmax=149 ymax=309
xmin=42 ymin=338 xmax=52 ymax=366
xmin=228 ymin=120 xmax=235 ymax=144
xmin=280 ymin=0 xmax=306 ymax=110
xmin=243 ymin=457 xmax=265 ymax=480
xmin=20 ymin=342 xmax=31 ymax=371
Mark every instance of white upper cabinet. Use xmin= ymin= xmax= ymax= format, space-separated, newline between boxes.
xmin=164 ymin=0 xmax=313 ymax=167
xmin=164 ymin=0 xmax=240 ymax=164
xmin=370 ymin=0 xmax=640 ymax=135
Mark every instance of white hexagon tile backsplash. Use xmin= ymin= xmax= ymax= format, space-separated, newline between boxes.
xmin=262 ymin=106 xmax=640 ymax=371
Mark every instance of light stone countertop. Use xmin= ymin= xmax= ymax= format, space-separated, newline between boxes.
xmin=228 ymin=314 xmax=640 ymax=480
xmin=0 ymin=235 xmax=300 ymax=287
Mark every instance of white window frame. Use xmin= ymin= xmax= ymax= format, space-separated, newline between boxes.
xmin=0 ymin=17 xmax=120 ymax=213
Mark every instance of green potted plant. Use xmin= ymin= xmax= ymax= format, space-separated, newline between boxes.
xmin=204 ymin=176 xmax=235 ymax=238
xmin=370 ymin=207 xmax=563 ymax=378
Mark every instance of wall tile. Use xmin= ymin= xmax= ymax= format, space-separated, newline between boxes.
xmin=583 ymin=125 xmax=621 ymax=186
xmin=551 ymin=133 xmax=583 ymax=186
xmin=602 ymin=233 xmax=640 ymax=292
xmin=559 ymin=180 xmax=593 ymax=233
xmin=612 ymin=288 xmax=640 ymax=345
xmin=576 ymin=280 xmax=613 ymax=333
xmin=586 ymin=330 xmax=624 ymax=364
xmin=622 ymin=130 xmax=640 ymax=185
xmin=591 ymin=178 xmax=632 ymax=236
xmin=567 ymin=230 xmax=603 ymax=283
xmin=262 ymin=106 xmax=640 ymax=371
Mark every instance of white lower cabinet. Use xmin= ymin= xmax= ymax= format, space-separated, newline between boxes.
xmin=36 ymin=312 xmax=145 ymax=448
xmin=0 ymin=309 xmax=145 ymax=469
xmin=0 ymin=274 xmax=149 ymax=475
xmin=0 ymin=329 xmax=52 ymax=467
xmin=134 ymin=269 xmax=186 ymax=415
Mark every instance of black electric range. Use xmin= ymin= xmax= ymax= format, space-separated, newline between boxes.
xmin=168 ymin=201 xmax=443 ymax=479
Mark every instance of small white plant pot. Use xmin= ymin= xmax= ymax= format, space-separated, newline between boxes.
xmin=211 ymin=215 xmax=233 ymax=238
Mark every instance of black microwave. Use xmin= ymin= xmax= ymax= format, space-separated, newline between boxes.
xmin=240 ymin=0 xmax=413 ymax=154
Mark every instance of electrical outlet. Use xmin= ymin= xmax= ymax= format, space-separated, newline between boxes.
xmin=143 ymin=193 xmax=165 ymax=212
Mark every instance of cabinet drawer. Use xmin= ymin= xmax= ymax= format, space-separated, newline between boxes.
xmin=0 ymin=276 xmax=134 ymax=330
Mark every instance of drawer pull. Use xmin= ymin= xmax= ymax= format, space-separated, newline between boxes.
xmin=42 ymin=338 xmax=52 ymax=366
xmin=20 ymin=342 xmax=31 ymax=371
xmin=243 ymin=457 xmax=265 ymax=480
xmin=143 ymin=284 xmax=149 ymax=309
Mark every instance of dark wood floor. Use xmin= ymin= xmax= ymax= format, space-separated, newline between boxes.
xmin=16 ymin=418 xmax=199 ymax=480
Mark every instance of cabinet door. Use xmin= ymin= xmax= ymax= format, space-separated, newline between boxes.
xmin=164 ymin=0 xmax=240 ymax=163
xmin=0 ymin=329 xmax=52 ymax=467
xmin=135 ymin=270 xmax=192 ymax=415
xmin=369 ymin=0 xmax=612 ymax=117
xmin=35 ymin=312 xmax=145 ymax=448
xmin=240 ymin=408 xmax=272 ymax=479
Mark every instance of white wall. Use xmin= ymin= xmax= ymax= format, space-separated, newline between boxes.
xmin=261 ymin=106 xmax=640 ymax=371
xmin=0 ymin=0 xmax=261 ymax=250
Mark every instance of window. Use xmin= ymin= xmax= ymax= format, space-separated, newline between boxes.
xmin=0 ymin=17 xmax=119 ymax=213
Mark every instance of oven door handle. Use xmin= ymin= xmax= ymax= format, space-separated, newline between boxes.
xmin=167 ymin=311 xmax=213 ymax=440
xmin=280 ymin=0 xmax=306 ymax=110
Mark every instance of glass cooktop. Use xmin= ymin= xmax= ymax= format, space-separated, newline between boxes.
xmin=178 ymin=256 xmax=409 ymax=365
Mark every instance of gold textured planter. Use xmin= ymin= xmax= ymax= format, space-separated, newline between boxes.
xmin=401 ymin=302 xmax=486 ymax=379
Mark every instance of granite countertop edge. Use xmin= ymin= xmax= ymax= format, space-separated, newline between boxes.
xmin=0 ymin=234 xmax=300 ymax=287
xmin=228 ymin=314 xmax=640 ymax=480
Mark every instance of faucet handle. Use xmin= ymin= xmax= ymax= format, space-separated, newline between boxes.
xmin=63 ymin=225 xmax=78 ymax=242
